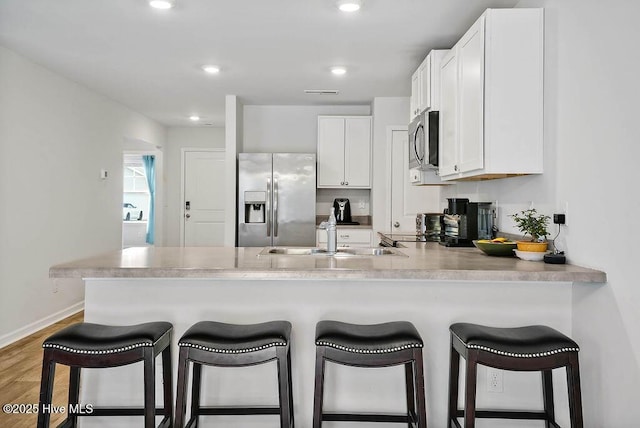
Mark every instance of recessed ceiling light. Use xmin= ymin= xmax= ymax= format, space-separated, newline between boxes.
xmin=331 ymin=66 xmax=347 ymax=76
xmin=336 ymin=0 xmax=362 ymax=12
xmin=202 ymin=65 xmax=220 ymax=74
xmin=189 ymin=115 xmax=200 ymax=122
xmin=149 ymin=0 xmax=175 ymax=9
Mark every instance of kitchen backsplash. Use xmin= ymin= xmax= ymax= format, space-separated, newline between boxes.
xmin=316 ymin=188 xmax=370 ymax=217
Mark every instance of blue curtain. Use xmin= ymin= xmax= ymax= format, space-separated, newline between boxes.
xmin=142 ymin=155 xmax=155 ymax=244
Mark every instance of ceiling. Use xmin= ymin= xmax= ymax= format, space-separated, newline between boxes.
xmin=0 ymin=0 xmax=519 ymax=127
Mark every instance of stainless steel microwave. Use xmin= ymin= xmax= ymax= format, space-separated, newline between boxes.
xmin=408 ymin=110 xmax=439 ymax=170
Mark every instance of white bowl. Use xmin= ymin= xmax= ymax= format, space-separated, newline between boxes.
xmin=514 ymin=249 xmax=546 ymax=261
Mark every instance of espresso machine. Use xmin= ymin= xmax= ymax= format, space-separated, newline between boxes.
xmin=440 ymin=198 xmax=495 ymax=247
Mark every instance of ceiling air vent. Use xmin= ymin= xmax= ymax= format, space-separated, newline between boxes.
xmin=304 ymin=89 xmax=339 ymax=95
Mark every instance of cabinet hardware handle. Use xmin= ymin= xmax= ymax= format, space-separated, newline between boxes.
xmin=454 ymin=165 xmax=458 ymax=172
xmin=340 ymin=181 xmax=344 ymax=185
xmin=185 ymin=213 xmax=191 ymax=219
xmin=394 ymin=222 xmax=400 ymax=228
xmin=340 ymin=235 xmax=350 ymax=238
xmin=345 ymin=182 xmax=349 ymax=185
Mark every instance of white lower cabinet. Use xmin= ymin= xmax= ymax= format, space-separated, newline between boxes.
xmin=317 ymin=228 xmax=373 ymax=248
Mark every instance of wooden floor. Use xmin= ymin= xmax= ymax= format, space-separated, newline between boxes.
xmin=0 ymin=311 xmax=83 ymax=428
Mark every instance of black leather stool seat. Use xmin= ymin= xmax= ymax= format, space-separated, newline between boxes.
xmin=179 ymin=320 xmax=291 ymax=353
xmin=175 ymin=320 xmax=294 ymax=428
xmin=315 ymin=320 xmax=423 ymax=354
xmin=450 ymin=322 xmax=580 ymax=358
xmin=313 ymin=320 xmax=427 ymax=428
xmin=43 ymin=321 xmax=172 ymax=355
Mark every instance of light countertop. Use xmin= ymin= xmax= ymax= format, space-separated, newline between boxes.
xmin=49 ymin=244 xmax=606 ymax=283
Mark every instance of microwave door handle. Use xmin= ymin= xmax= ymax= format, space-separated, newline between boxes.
xmin=266 ymin=178 xmax=271 ymax=237
xmin=273 ymin=178 xmax=279 ymax=237
xmin=414 ymin=124 xmax=424 ymax=167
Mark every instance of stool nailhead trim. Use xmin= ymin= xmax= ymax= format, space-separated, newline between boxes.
xmin=42 ymin=328 xmax=172 ymax=355
xmin=179 ymin=341 xmax=287 ymax=354
xmin=316 ymin=341 xmax=423 ymax=354
xmin=43 ymin=342 xmax=152 ymax=354
xmin=466 ymin=344 xmax=580 ymax=358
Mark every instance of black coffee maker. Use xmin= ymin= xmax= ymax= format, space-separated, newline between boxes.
xmin=333 ymin=198 xmax=359 ymax=225
xmin=440 ymin=198 xmax=495 ymax=247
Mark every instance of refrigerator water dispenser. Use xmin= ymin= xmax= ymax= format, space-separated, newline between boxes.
xmin=244 ymin=191 xmax=266 ymax=223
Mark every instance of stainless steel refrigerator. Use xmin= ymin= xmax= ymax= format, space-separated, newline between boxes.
xmin=238 ymin=153 xmax=316 ymax=247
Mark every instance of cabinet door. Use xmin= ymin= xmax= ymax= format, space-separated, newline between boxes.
xmin=317 ymin=117 xmax=346 ymax=187
xmin=337 ymin=229 xmax=372 ymax=247
xmin=318 ymin=229 xmax=373 ymax=247
xmin=420 ymin=54 xmax=432 ymax=112
xmin=410 ymin=69 xmax=420 ymax=120
xmin=344 ymin=117 xmax=372 ymax=188
xmin=439 ymin=49 xmax=458 ymax=177
xmin=457 ymin=16 xmax=485 ymax=174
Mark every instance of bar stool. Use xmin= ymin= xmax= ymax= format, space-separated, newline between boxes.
xmin=174 ymin=320 xmax=294 ymax=428
xmin=448 ymin=322 xmax=583 ymax=428
xmin=37 ymin=321 xmax=173 ymax=428
xmin=312 ymin=320 xmax=427 ymax=428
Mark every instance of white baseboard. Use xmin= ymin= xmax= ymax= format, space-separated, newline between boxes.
xmin=0 ymin=302 xmax=84 ymax=349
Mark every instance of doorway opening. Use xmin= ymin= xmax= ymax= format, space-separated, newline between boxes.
xmin=122 ymin=153 xmax=155 ymax=248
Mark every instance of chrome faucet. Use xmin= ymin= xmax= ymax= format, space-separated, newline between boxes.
xmin=319 ymin=207 xmax=337 ymax=255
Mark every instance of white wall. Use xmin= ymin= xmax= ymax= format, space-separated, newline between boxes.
xmin=0 ymin=45 xmax=165 ymax=346
xmin=163 ymin=126 xmax=225 ymax=246
xmin=242 ymin=105 xmax=370 ymax=153
xmin=371 ymin=97 xmax=441 ymax=233
xmin=443 ymin=1 xmax=640 ymax=424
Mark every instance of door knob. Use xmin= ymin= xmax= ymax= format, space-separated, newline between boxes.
xmin=185 ymin=213 xmax=191 ymax=219
xmin=394 ymin=222 xmax=400 ymax=228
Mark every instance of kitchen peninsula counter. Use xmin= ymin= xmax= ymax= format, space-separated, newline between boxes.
xmin=50 ymin=245 xmax=604 ymax=428
xmin=50 ymin=244 xmax=606 ymax=283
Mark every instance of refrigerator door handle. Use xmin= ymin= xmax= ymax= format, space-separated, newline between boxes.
xmin=266 ymin=177 xmax=272 ymax=237
xmin=273 ymin=178 xmax=279 ymax=237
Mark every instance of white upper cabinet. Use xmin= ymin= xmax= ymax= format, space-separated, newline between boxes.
xmin=410 ymin=69 xmax=421 ymax=121
xmin=439 ymin=8 xmax=544 ymax=181
xmin=439 ymin=49 xmax=459 ymax=177
xmin=409 ymin=50 xmax=449 ymax=121
xmin=317 ymin=116 xmax=372 ymax=188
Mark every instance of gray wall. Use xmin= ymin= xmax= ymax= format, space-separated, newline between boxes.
xmin=242 ymin=105 xmax=370 ymax=153
xmin=0 ymin=45 xmax=165 ymax=346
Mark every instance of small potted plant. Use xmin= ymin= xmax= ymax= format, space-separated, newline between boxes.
xmin=510 ymin=208 xmax=550 ymax=252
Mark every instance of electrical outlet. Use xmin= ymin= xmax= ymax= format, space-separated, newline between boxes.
xmin=487 ymin=368 xmax=503 ymax=393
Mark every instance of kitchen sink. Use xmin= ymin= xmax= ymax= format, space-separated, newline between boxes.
xmin=258 ymin=247 xmax=407 ymax=257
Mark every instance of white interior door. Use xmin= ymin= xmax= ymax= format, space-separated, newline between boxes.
xmin=182 ymin=150 xmax=225 ymax=246
xmin=390 ymin=129 xmax=441 ymax=232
